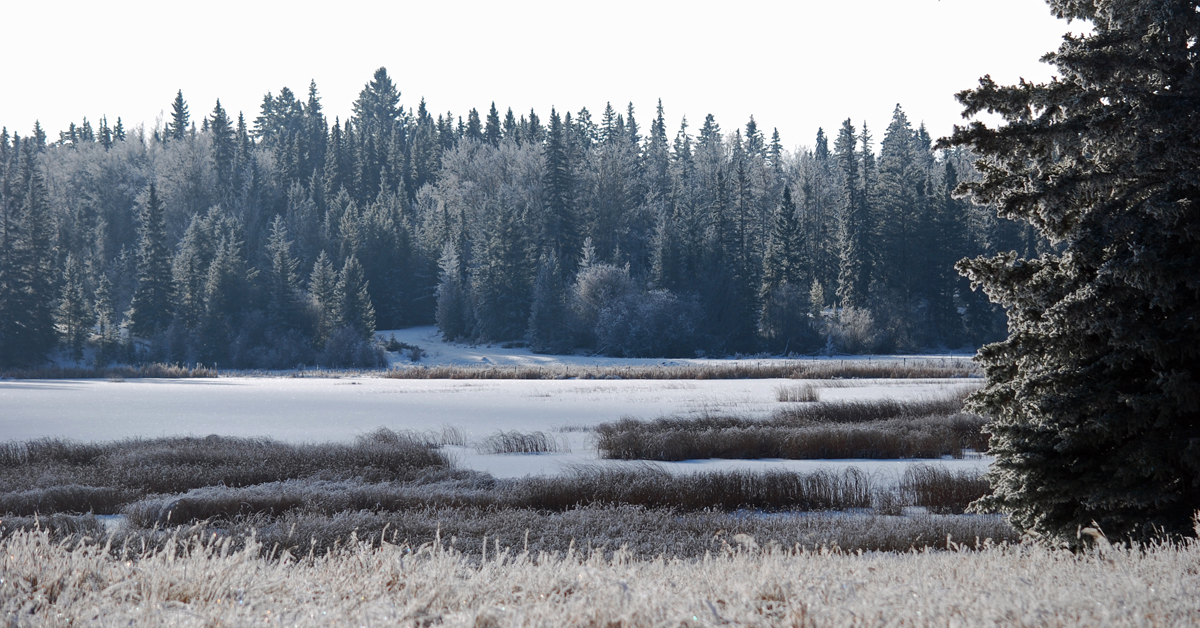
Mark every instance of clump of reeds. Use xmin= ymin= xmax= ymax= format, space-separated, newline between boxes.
xmin=900 ymin=463 xmax=992 ymax=514
xmin=775 ymin=382 xmax=820 ymax=402
xmin=475 ymin=431 xmax=569 ymax=454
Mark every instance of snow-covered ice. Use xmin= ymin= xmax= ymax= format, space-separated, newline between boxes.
xmin=0 ymin=326 xmax=987 ymax=480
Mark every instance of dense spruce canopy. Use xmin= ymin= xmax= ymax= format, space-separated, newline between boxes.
xmin=1 ymin=67 xmax=1036 ymax=368
xmin=945 ymin=0 xmax=1200 ymax=542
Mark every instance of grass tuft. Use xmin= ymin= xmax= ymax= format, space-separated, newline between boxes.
xmin=475 ymin=431 xmax=570 ymax=455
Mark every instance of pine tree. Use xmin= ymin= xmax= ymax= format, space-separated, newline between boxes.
xmin=434 ymin=242 xmax=471 ymax=341
xmin=834 ymin=119 xmax=869 ymax=309
xmin=334 ymin=254 xmax=376 ymax=339
xmin=542 ymin=108 xmax=578 ymax=269
xmin=265 ymin=215 xmax=302 ymax=330
xmin=168 ymin=90 xmax=189 ymax=141
xmin=527 ymin=251 xmax=571 ymax=353
xmin=485 ymin=102 xmax=502 ymax=147
xmin=0 ymin=137 xmax=57 ymax=366
xmin=209 ymin=99 xmax=235 ymax=188
xmin=93 ymin=274 xmax=119 ymax=365
xmin=57 ymin=253 xmax=94 ymax=362
xmin=128 ymin=184 xmax=174 ymax=336
xmin=308 ymin=251 xmax=338 ymax=345
xmin=760 ymin=185 xmax=803 ymax=297
xmin=944 ymin=0 xmax=1200 ymax=543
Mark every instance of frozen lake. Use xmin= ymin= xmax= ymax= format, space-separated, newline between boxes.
xmin=0 ymin=375 xmax=988 ymax=479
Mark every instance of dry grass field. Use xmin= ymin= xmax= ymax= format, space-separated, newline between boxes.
xmin=1 ymin=524 xmax=1197 ymax=627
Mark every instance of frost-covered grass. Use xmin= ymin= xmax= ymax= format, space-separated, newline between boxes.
xmin=384 ymin=359 xmax=979 ymax=380
xmin=2 ymin=524 xmax=1196 ymax=627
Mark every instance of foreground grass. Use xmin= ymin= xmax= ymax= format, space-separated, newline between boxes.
xmin=1 ymin=526 xmax=1195 ymax=627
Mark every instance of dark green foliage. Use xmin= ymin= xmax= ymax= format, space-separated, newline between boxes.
xmin=128 ymin=184 xmax=174 ymax=336
xmin=0 ymin=137 xmax=57 ymax=367
xmin=527 ymin=252 xmax=572 ymax=353
xmin=944 ymin=0 xmax=1200 ymax=543
xmin=7 ymin=66 xmax=1021 ymax=366
xmin=167 ymin=90 xmax=189 ymax=141
xmin=333 ymin=254 xmax=375 ymax=339
xmin=56 ymin=254 xmax=93 ymax=361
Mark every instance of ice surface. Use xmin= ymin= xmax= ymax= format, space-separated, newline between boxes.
xmin=0 ymin=326 xmax=985 ymax=480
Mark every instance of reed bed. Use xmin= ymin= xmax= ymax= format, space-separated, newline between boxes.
xmin=596 ymin=390 xmax=989 ymax=461
xmin=118 ymin=467 xmax=880 ymax=527
xmin=2 ymin=523 xmax=1195 ymax=626
xmin=0 ymin=430 xmax=449 ymax=508
xmin=384 ymin=358 xmax=979 ymax=380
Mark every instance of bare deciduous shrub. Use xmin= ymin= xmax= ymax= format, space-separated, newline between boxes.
xmin=475 ymin=431 xmax=569 ymax=454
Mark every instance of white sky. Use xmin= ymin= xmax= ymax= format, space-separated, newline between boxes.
xmin=3 ymin=0 xmax=1084 ymax=151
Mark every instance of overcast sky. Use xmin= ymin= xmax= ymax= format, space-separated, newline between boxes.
xmin=4 ymin=0 xmax=1086 ymax=151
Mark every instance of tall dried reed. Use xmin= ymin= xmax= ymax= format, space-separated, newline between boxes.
xmin=384 ymin=359 xmax=978 ymax=380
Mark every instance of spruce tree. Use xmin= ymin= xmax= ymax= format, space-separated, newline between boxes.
xmin=945 ymin=0 xmax=1200 ymax=543
xmin=834 ymin=119 xmax=869 ymax=309
xmin=168 ymin=90 xmax=189 ymax=141
xmin=128 ymin=184 xmax=174 ymax=336
xmin=0 ymin=137 xmax=57 ymax=366
xmin=265 ymin=215 xmax=302 ymax=330
xmin=542 ymin=108 xmax=578 ymax=269
xmin=57 ymin=253 xmax=94 ymax=362
xmin=485 ymin=102 xmax=502 ymax=147
xmin=308 ymin=251 xmax=338 ymax=345
xmin=93 ymin=274 xmax=119 ymax=365
xmin=334 ymin=254 xmax=376 ymax=340
xmin=527 ymin=251 xmax=571 ymax=354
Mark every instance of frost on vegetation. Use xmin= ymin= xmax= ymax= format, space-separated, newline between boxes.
xmin=1 ymin=525 xmax=1197 ymax=626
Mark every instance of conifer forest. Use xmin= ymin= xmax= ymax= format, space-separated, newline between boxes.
xmin=0 ymin=68 xmax=1038 ymax=368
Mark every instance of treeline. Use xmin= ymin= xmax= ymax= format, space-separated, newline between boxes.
xmin=0 ymin=67 xmax=1038 ymax=368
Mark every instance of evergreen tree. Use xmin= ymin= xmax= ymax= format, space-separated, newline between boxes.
xmin=834 ymin=119 xmax=869 ymax=309
xmin=945 ymin=0 xmax=1200 ymax=543
xmin=93 ymin=274 xmax=119 ymax=365
xmin=57 ymin=253 xmax=94 ymax=362
xmin=333 ymin=254 xmax=376 ymax=339
xmin=0 ymin=137 xmax=57 ymax=366
xmin=485 ymin=102 xmax=502 ymax=147
xmin=209 ymin=99 xmax=235 ymax=188
xmin=308 ymin=250 xmax=338 ymax=345
xmin=760 ymin=185 xmax=803 ymax=297
xmin=527 ymin=251 xmax=572 ymax=353
xmin=168 ymin=90 xmax=189 ymax=141
xmin=128 ymin=184 xmax=174 ymax=336
xmin=265 ymin=215 xmax=302 ymax=330
xmin=542 ymin=108 xmax=578 ymax=269
xmin=434 ymin=242 xmax=471 ymax=341
xmin=465 ymin=109 xmax=483 ymax=142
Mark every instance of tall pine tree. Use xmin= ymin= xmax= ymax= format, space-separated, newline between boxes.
xmin=945 ymin=0 xmax=1200 ymax=543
